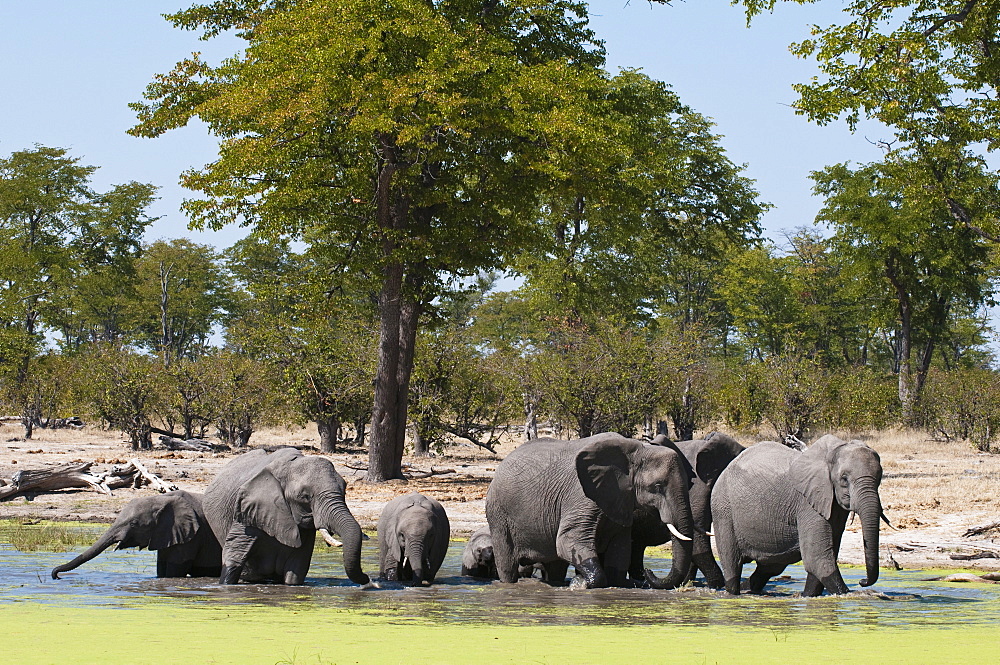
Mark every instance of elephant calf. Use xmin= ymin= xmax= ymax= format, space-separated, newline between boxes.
xmin=461 ymin=526 xmax=497 ymax=579
xmin=712 ymin=434 xmax=885 ymax=596
xmin=378 ymin=492 xmax=450 ymax=586
xmin=51 ymin=490 xmax=222 ymax=579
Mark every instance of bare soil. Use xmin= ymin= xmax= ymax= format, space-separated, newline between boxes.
xmin=1 ymin=424 xmax=998 ymax=572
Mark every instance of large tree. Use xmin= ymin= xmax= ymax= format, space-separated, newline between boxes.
xmin=738 ymin=0 xmax=1000 ymax=241
xmin=0 ymin=146 xmax=157 ymax=436
xmin=130 ymin=0 xmax=626 ymax=481
xmin=813 ymin=158 xmax=995 ymax=422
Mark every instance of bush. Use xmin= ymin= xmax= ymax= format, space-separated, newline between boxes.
xmin=82 ymin=346 xmax=165 ymax=450
xmin=920 ymin=367 xmax=1000 ymax=452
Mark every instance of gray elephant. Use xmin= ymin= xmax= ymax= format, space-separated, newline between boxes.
xmin=461 ymin=526 xmax=497 ymax=579
xmin=203 ymin=447 xmax=369 ymax=585
xmin=711 ymin=434 xmax=885 ymax=595
xmin=377 ymin=492 xmax=450 ymax=586
xmin=638 ymin=432 xmax=745 ymax=589
xmin=51 ymin=490 xmax=221 ymax=579
xmin=486 ymin=432 xmax=695 ymax=589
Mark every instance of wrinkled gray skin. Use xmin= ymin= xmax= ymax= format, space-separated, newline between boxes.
xmin=636 ymin=432 xmax=745 ymax=589
xmin=461 ymin=526 xmax=497 ymax=579
xmin=486 ymin=433 xmax=695 ymax=589
xmin=51 ymin=490 xmax=221 ymax=579
xmin=204 ymin=448 xmax=369 ymax=585
xmin=712 ymin=434 xmax=884 ymax=596
xmin=377 ymin=492 xmax=450 ymax=586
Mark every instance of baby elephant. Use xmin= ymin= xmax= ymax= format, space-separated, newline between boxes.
xmin=378 ymin=492 xmax=450 ymax=586
xmin=51 ymin=490 xmax=222 ymax=579
xmin=461 ymin=526 xmax=497 ymax=579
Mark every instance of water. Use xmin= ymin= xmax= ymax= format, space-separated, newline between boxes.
xmin=3 ymin=537 xmax=998 ymax=629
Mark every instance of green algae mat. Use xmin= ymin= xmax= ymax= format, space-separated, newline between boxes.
xmin=2 ymin=603 xmax=996 ymax=665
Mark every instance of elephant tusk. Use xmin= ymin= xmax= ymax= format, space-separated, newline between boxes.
xmin=667 ymin=523 xmax=692 ymax=541
xmin=318 ymin=528 xmax=342 ymax=548
xmin=880 ymin=512 xmax=896 ymax=530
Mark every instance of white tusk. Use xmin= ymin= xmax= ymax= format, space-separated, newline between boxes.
xmin=319 ymin=528 xmax=342 ymax=548
xmin=667 ymin=523 xmax=692 ymax=541
xmin=706 ymin=530 xmax=715 ymax=537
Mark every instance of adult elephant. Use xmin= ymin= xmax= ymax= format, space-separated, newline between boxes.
xmin=486 ymin=433 xmax=695 ymax=589
xmin=711 ymin=434 xmax=885 ymax=596
xmin=638 ymin=432 xmax=745 ymax=589
xmin=203 ymin=447 xmax=369 ymax=585
xmin=51 ymin=490 xmax=221 ymax=579
xmin=377 ymin=492 xmax=450 ymax=586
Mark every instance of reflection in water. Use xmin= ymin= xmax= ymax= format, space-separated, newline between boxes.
xmin=2 ymin=541 xmax=997 ymax=628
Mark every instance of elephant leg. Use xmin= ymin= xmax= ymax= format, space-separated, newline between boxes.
xmin=602 ymin=531 xmax=632 ymax=587
xmin=557 ymin=515 xmax=606 ymax=589
xmin=156 ymin=550 xmax=193 ymax=578
xmin=627 ymin=540 xmax=647 ymax=585
xmin=540 ymin=560 xmax=569 ymax=584
xmin=799 ymin=513 xmax=849 ymax=595
xmin=490 ymin=523 xmax=520 ymax=583
xmin=712 ymin=502 xmax=742 ymax=595
xmin=219 ymin=522 xmax=260 ymax=584
xmin=747 ymin=562 xmax=786 ymax=594
xmin=802 ymin=572 xmax=824 ymax=597
xmin=281 ymin=533 xmax=314 ymax=586
xmin=691 ymin=531 xmax=725 ymax=589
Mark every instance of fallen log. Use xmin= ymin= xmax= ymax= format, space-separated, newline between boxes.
xmin=949 ymin=551 xmax=1000 ymax=561
xmin=115 ymin=459 xmax=178 ymax=493
xmin=963 ymin=521 xmax=1000 ymax=538
xmin=0 ymin=463 xmax=114 ymax=500
xmin=406 ymin=467 xmax=457 ymax=479
xmin=157 ymin=435 xmax=213 ymax=452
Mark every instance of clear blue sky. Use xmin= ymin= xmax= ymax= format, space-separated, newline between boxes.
xmin=0 ymin=0 xmax=887 ymax=249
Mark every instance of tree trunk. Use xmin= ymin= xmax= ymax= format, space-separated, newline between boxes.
xmin=524 ymin=397 xmax=538 ymax=442
xmin=353 ymin=416 xmax=367 ymax=447
xmin=317 ymin=416 xmax=340 ymax=454
xmin=887 ymin=256 xmax=917 ymax=425
xmin=366 ymin=134 xmax=409 ymax=483
xmin=412 ymin=425 xmax=430 ymax=457
xmin=392 ymin=287 xmax=422 ymax=463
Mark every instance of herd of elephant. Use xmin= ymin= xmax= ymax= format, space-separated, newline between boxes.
xmin=49 ymin=431 xmax=886 ymax=596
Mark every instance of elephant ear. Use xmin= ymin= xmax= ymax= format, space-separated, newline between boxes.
xmin=790 ymin=435 xmax=848 ymax=520
xmin=576 ymin=438 xmax=637 ymax=527
xmin=236 ymin=468 xmax=302 ymax=548
xmin=148 ymin=494 xmax=201 ymax=550
xmin=695 ymin=434 xmax=745 ymax=484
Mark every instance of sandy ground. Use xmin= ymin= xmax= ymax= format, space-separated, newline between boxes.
xmin=1 ymin=424 xmax=998 ymax=573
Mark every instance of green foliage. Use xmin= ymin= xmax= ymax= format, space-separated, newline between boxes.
xmin=200 ymin=350 xmax=286 ymax=448
xmin=527 ymin=319 xmax=661 ymax=438
xmin=653 ymin=324 xmax=720 ymax=440
xmin=81 ymin=346 xmax=166 ymax=450
xmin=133 ymin=239 xmax=232 ymax=363
xmin=411 ymin=322 xmax=521 ymax=454
xmin=0 ymin=146 xmax=157 ymax=370
xmin=921 ymin=367 xmax=1000 ymax=452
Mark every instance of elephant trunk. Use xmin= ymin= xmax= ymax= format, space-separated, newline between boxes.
xmin=854 ymin=481 xmax=882 ymax=587
xmin=404 ymin=538 xmax=427 ymax=586
xmin=320 ymin=500 xmax=369 ymax=585
xmin=645 ymin=486 xmax=696 ymax=590
xmin=51 ymin=529 xmax=121 ymax=579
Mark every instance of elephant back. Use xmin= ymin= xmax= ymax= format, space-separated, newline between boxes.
xmin=204 ymin=449 xmax=288 ymax=544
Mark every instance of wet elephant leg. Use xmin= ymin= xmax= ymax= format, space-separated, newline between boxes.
xmin=220 ymin=523 xmax=260 ymax=584
xmin=746 ymin=562 xmax=786 ymax=594
xmin=602 ymin=531 xmax=632 ymax=587
xmin=541 ymin=560 xmax=569 ymax=584
xmin=802 ymin=572 xmax=824 ymax=597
